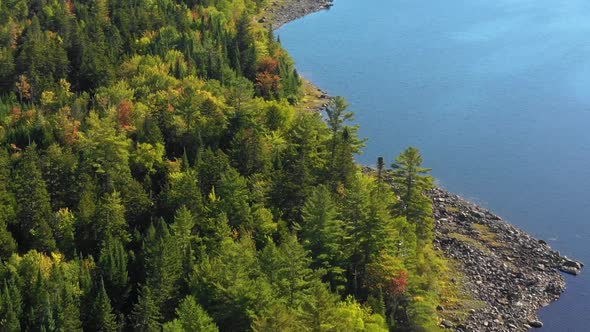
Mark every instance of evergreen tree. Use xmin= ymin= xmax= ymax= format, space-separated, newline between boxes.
xmin=0 ymin=279 xmax=22 ymax=331
xmin=325 ymin=97 xmax=362 ymax=189
xmin=89 ymin=279 xmax=119 ymax=332
xmin=11 ymin=146 xmax=56 ymax=252
xmin=54 ymin=284 xmax=83 ymax=332
xmin=301 ymin=185 xmax=345 ymax=291
xmin=234 ymin=14 xmax=257 ymax=81
xmin=98 ymin=236 xmax=129 ymax=314
xmin=165 ymin=169 xmax=203 ymax=218
xmin=252 ymin=302 xmax=304 ymax=332
xmin=218 ymin=167 xmax=252 ymax=229
xmin=0 ymin=150 xmax=17 ymax=259
xmin=391 ymin=147 xmax=434 ymax=243
xmin=276 ymin=234 xmax=313 ymax=308
xmin=171 ymin=206 xmax=196 ymax=252
xmin=142 ymin=220 xmax=182 ymax=319
xmin=94 ymin=191 xmax=130 ymax=251
xmin=175 ymin=295 xmax=218 ymax=332
xmin=131 ymin=285 xmax=161 ymax=332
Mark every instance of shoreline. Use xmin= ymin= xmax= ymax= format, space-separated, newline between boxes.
xmin=270 ymin=2 xmax=583 ymax=331
xmin=431 ymin=187 xmax=582 ymax=331
xmin=261 ymin=0 xmax=334 ymax=30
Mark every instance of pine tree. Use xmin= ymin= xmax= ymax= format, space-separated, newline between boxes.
xmin=0 ymin=150 xmax=17 ymax=259
xmin=218 ymin=167 xmax=252 ymax=230
xmin=54 ymin=284 xmax=83 ymax=332
xmin=276 ymin=234 xmax=313 ymax=308
xmin=142 ymin=220 xmax=182 ymax=319
xmin=165 ymin=169 xmax=203 ymax=218
xmin=89 ymin=279 xmax=118 ymax=332
xmin=131 ymin=285 xmax=161 ymax=332
xmin=252 ymin=302 xmax=304 ymax=332
xmin=301 ymin=185 xmax=345 ymax=291
xmin=341 ymin=173 xmax=397 ymax=298
xmin=0 ymin=279 xmax=22 ymax=331
xmin=301 ymin=279 xmax=340 ymax=331
xmin=324 ymin=97 xmax=363 ymax=189
xmin=98 ymin=236 xmax=129 ymax=313
xmin=175 ymin=295 xmax=218 ymax=332
xmin=94 ymin=191 xmax=129 ymax=251
xmin=171 ymin=206 xmax=196 ymax=252
xmin=11 ymin=146 xmax=56 ymax=252
xmin=391 ymin=147 xmax=434 ymax=243
xmin=235 ymin=14 xmax=257 ymax=80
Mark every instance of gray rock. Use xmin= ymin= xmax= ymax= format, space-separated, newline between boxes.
xmin=441 ymin=320 xmax=453 ymax=328
xmin=559 ymin=266 xmax=580 ymax=275
xmin=528 ymin=320 xmax=543 ymax=328
xmin=562 ymin=258 xmax=583 ymax=269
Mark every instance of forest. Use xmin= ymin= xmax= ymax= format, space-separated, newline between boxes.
xmin=0 ymin=0 xmax=449 ymax=331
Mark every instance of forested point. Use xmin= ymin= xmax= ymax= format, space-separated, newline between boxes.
xmin=0 ymin=0 xmax=450 ymax=331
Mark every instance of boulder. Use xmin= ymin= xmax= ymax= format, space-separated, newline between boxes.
xmin=528 ymin=320 xmax=543 ymax=328
xmin=440 ymin=320 xmax=454 ymax=328
xmin=562 ymin=258 xmax=583 ymax=269
xmin=559 ymin=266 xmax=580 ymax=275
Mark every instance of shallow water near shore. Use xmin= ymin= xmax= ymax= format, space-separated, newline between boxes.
xmin=278 ymin=0 xmax=590 ymax=330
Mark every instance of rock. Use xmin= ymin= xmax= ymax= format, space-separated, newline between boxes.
xmin=471 ymin=210 xmax=485 ymax=219
xmin=440 ymin=320 xmax=453 ymax=328
xmin=258 ymin=17 xmax=267 ymax=23
xmin=436 ymin=305 xmax=445 ymax=311
xmin=562 ymin=258 xmax=583 ymax=269
xmin=559 ymin=266 xmax=580 ymax=275
xmin=528 ymin=320 xmax=543 ymax=328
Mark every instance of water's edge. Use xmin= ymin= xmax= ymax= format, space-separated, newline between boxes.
xmin=269 ymin=0 xmax=584 ymax=330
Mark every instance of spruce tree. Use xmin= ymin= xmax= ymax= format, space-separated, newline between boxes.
xmin=94 ymin=191 xmax=129 ymax=251
xmin=11 ymin=146 xmax=56 ymax=252
xmin=175 ymin=295 xmax=218 ymax=332
xmin=301 ymin=185 xmax=345 ymax=291
xmin=142 ymin=220 xmax=182 ymax=319
xmin=0 ymin=150 xmax=16 ymax=259
xmin=89 ymin=279 xmax=118 ymax=332
xmin=98 ymin=236 xmax=129 ymax=314
xmin=131 ymin=285 xmax=161 ymax=332
xmin=0 ymin=280 xmax=22 ymax=331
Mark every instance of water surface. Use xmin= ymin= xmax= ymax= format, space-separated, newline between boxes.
xmin=278 ymin=0 xmax=590 ymax=330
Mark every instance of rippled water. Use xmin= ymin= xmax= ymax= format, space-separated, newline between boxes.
xmin=278 ymin=0 xmax=590 ymax=330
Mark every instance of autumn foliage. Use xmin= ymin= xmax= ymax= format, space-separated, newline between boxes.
xmin=256 ymin=56 xmax=281 ymax=99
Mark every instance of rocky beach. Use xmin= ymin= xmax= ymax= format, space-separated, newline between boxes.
xmin=431 ymin=188 xmax=582 ymax=331
xmin=261 ymin=0 xmax=334 ymax=29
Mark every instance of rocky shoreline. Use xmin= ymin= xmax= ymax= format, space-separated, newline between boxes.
xmin=431 ymin=188 xmax=582 ymax=331
xmin=263 ymin=0 xmax=334 ymax=29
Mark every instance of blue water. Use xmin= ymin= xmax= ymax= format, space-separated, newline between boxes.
xmin=278 ymin=0 xmax=590 ymax=330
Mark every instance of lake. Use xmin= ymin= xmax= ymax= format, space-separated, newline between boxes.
xmin=278 ymin=0 xmax=590 ymax=330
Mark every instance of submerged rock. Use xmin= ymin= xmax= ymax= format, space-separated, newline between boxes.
xmin=528 ymin=320 xmax=543 ymax=328
xmin=559 ymin=265 xmax=581 ymax=275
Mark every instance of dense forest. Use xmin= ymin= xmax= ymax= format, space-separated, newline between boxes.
xmin=0 ymin=0 xmax=449 ymax=331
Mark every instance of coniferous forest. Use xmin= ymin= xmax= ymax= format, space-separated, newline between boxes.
xmin=0 ymin=0 xmax=449 ymax=331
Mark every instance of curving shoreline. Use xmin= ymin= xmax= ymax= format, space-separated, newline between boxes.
xmin=431 ymin=188 xmax=582 ymax=331
xmin=272 ymin=1 xmax=584 ymax=331
xmin=261 ymin=0 xmax=334 ymax=29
